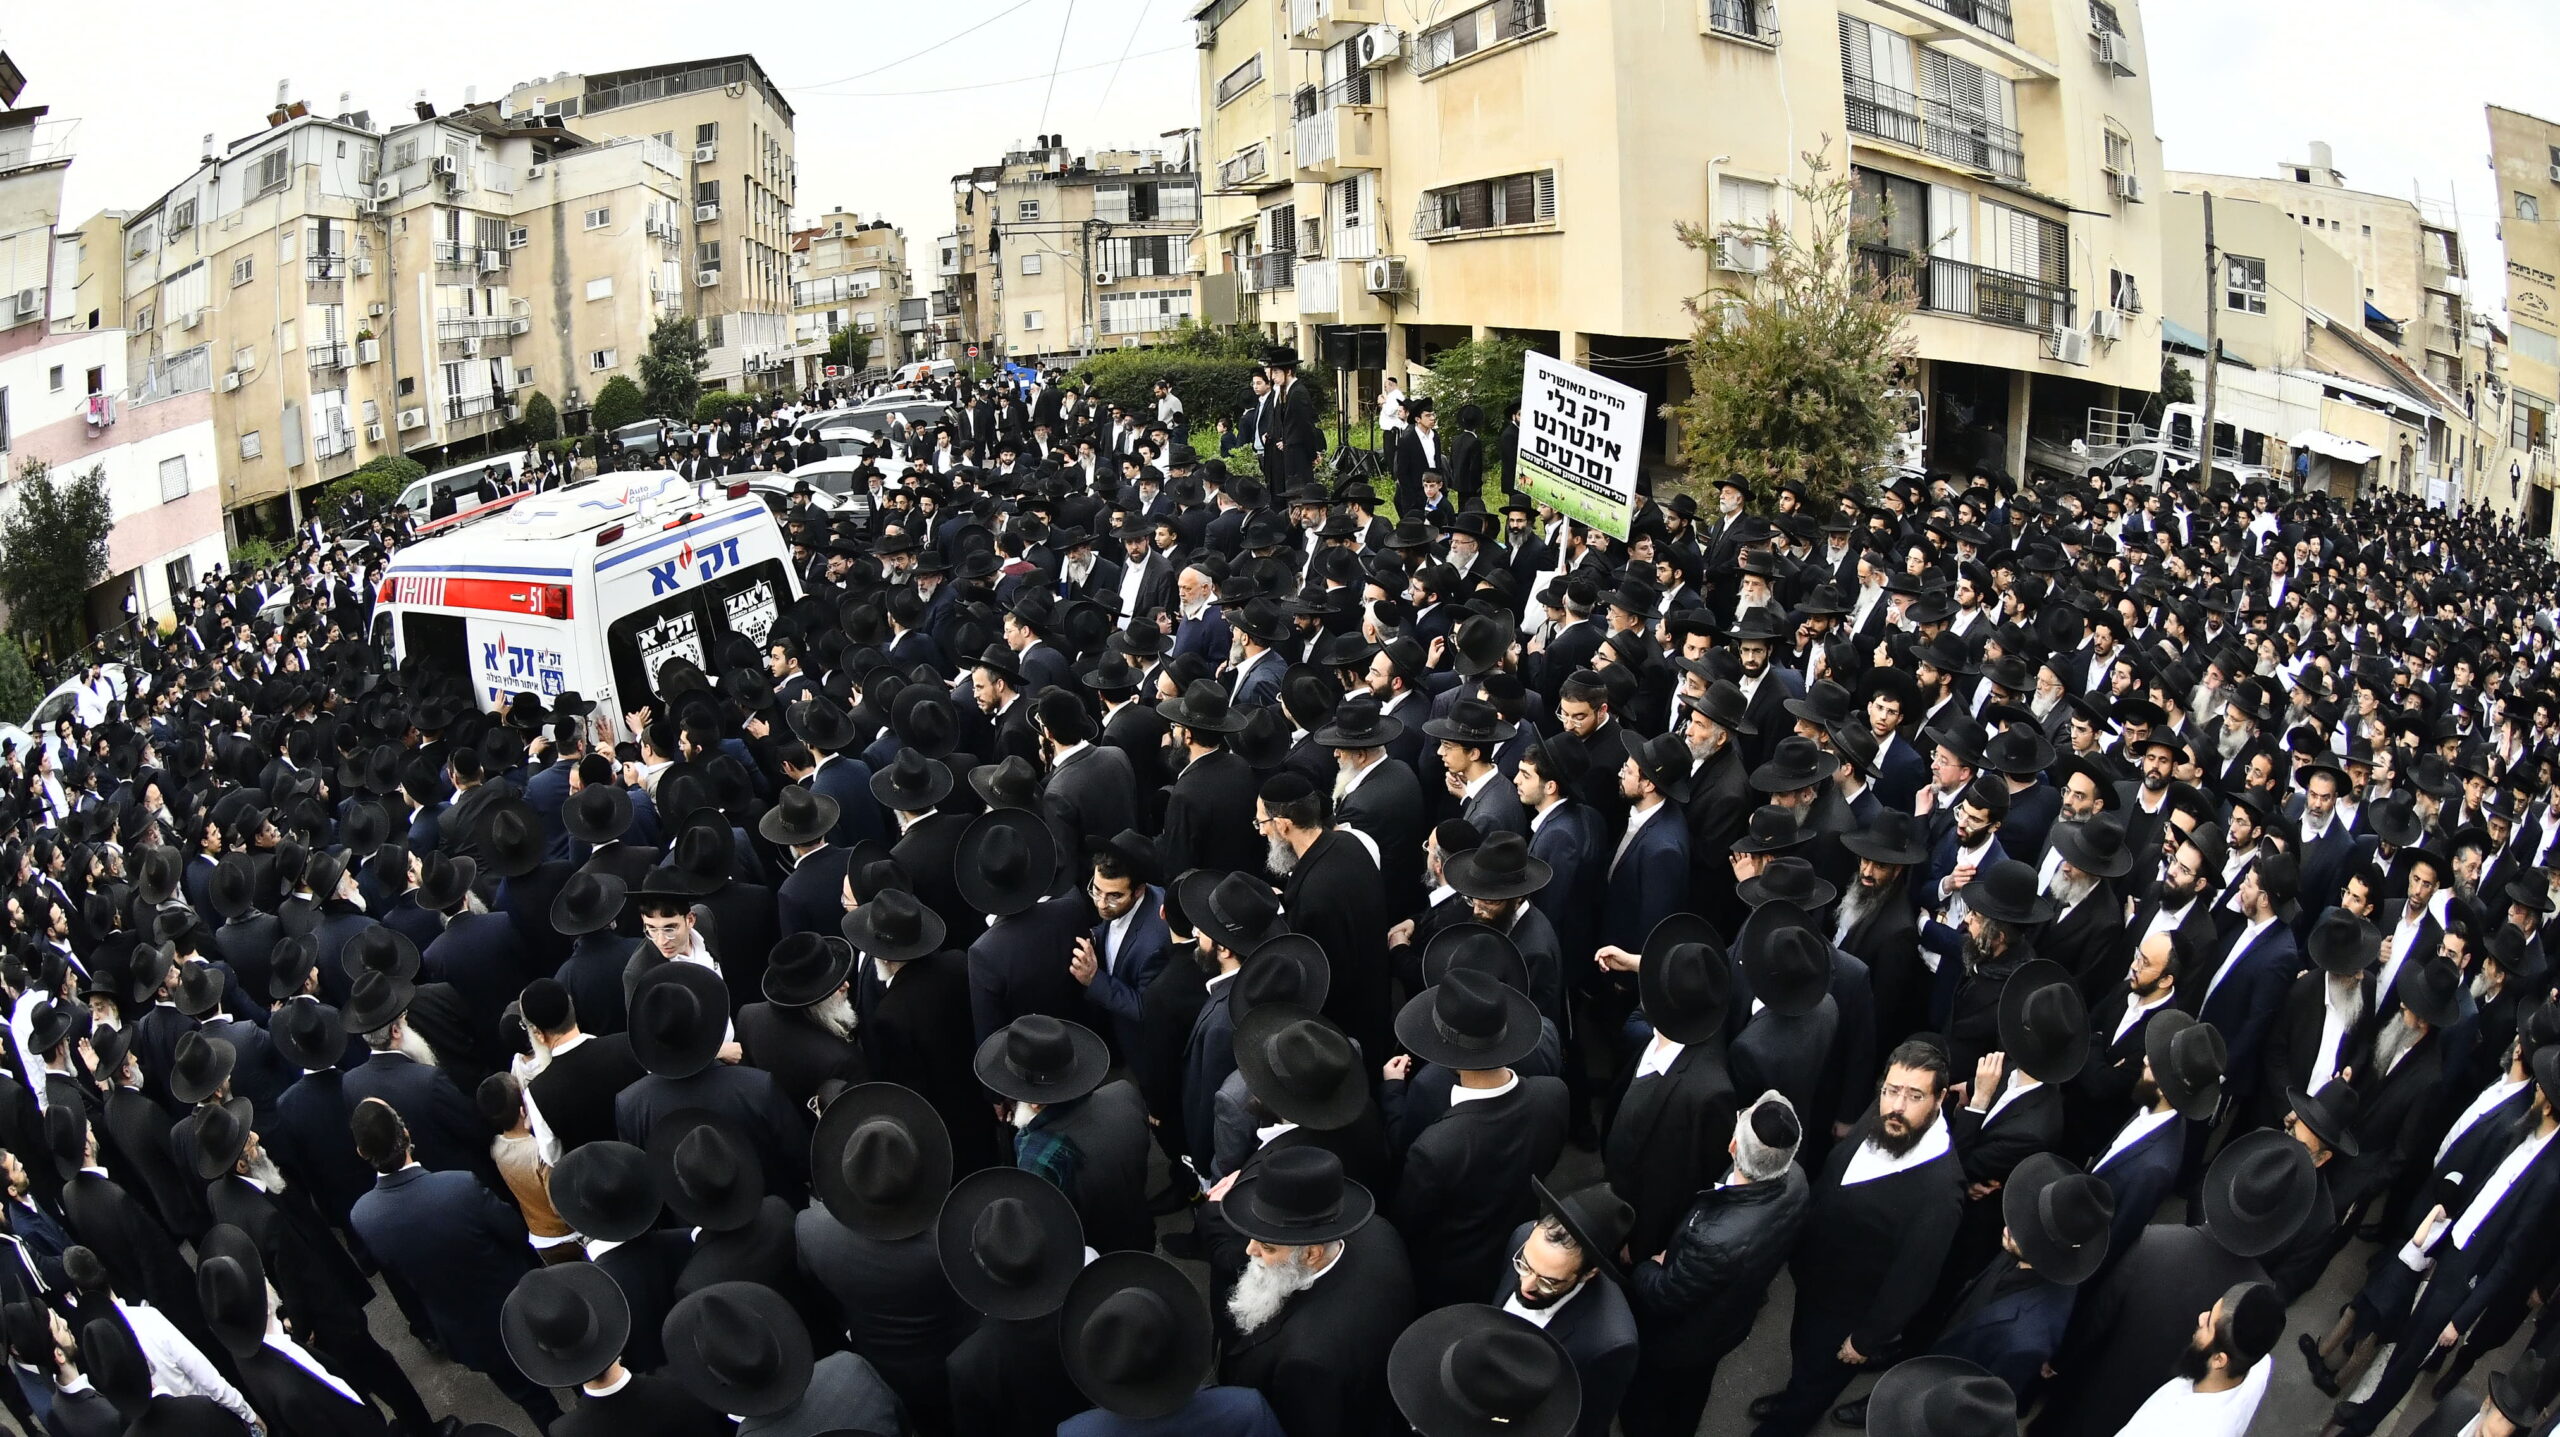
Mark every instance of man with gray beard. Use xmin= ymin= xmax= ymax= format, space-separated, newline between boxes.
xmin=737 ymin=932 xmax=870 ymax=1113
xmin=1211 ymin=1147 xmax=1415 ymax=1437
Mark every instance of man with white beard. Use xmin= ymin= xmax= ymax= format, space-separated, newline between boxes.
xmin=735 ymin=932 xmax=868 ymax=1113
xmin=1212 ymin=1146 xmax=1416 ymax=1436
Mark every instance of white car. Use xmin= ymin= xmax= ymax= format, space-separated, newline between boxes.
xmin=745 ymin=458 xmax=876 ymax=524
xmin=0 ymin=662 xmax=133 ymax=762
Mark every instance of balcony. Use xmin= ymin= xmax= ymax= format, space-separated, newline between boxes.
xmin=1248 ymin=250 xmax=1296 ymax=292
xmin=306 ymin=255 xmax=348 ymax=283
xmin=1706 ymin=0 xmax=1780 ymax=44
xmin=1909 ymin=0 xmax=2011 ymax=41
xmin=1218 ymin=144 xmax=1272 ymax=192
xmin=933 ymin=292 xmax=959 ymax=318
xmin=444 ymin=393 xmax=500 ymax=423
xmin=435 ymin=311 xmax=516 ymax=342
xmin=1292 ymin=78 xmax=1382 ymax=180
xmin=306 ymin=342 xmax=349 ymax=371
xmin=1289 ymin=0 xmax=1382 ymax=47
xmin=432 ymin=240 xmax=475 ymax=269
xmin=1844 ymin=75 xmax=2024 ymax=184
xmin=1861 ymin=247 xmax=2070 ymax=333
xmin=2426 ymin=322 xmax=2463 ymax=356
xmin=2422 ymin=260 xmax=2460 ymax=292
xmin=312 ymin=426 xmax=355 ymax=461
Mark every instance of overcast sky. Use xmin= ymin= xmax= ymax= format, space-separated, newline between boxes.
xmin=6 ymin=0 xmax=2555 ymax=312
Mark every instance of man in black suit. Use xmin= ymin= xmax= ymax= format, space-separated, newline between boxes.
xmin=1322 ymin=695 xmax=1430 ymax=917
xmin=1391 ymin=398 xmax=1443 ymax=518
xmin=850 ymin=890 xmax=1001 ymax=1172
xmin=735 ymin=933 xmax=869 ymax=1112
xmin=1157 ymin=682 xmax=1264 ymax=880
xmin=1605 ymin=935 xmax=1740 ymax=1262
xmin=1498 ymin=1187 xmax=1642 ymax=1437
xmin=1263 ymin=773 xmax=1398 ymax=1083
xmin=614 ymin=965 xmax=811 ymax=1206
xmin=1034 ymin=692 xmax=1138 ymax=872
xmin=1258 ymin=349 xmax=1323 ymax=491
xmin=1213 ymin=1147 xmax=1415 ymax=1436
xmin=1068 ymin=847 xmax=1173 ymax=1068
xmin=339 ymin=976 xmax=493 ymax=1187
xmin=520 ymin=978 xmax=646 ymax=1158
xmin=764 ymin=788 xmax=852 ymax=940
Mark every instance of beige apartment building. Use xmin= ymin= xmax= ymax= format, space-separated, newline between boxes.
xmin=2489 ymin=105 xmax=2559 ymax=533
xmin=1192 ymin=0 xmax=2163 ymax=477
xmin=790 ymin=211 xmax=920 ymax=384
xmin=492 ymin=57 xmax=797 ymax=392
xmin=940 ymin=136 xmax=1203 ymax=367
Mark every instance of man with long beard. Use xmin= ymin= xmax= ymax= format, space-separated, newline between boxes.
xmin=1837 ymin=812 xmax=1927 ymax=1048
xmin=1213 ymin=1147 xmax=1415 ymax=1437
xmin=1748 ymin=1040 xmax=1963 ymax=1437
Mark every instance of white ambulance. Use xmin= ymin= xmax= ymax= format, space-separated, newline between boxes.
xmin=371 ymin=471 xmax=802 ymax=745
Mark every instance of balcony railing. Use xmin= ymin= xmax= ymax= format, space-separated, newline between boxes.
xmin=1249 ymin=251 xmax=1296 ymax=291
xmin=306 ymin=255 xmax=348 ymax=282
xmin=2426 ymin=322 xmax=2463 ymax=355
xmin=1911 ymin=0 xmax=2012 ymax=40
xmin=313 ymin=426 xmax=355 ymax=460
xmin=1844 ymin=76 xmax=2024 ymax=182
xmin=1219 ymin=145 xmax=1270 ymax=190
xmin=1861 ymin=247 xmax=2070 ymax=332
xmin=1292 ymin=73 xmax=1374 ymax=119
xmin=432 ymin=240 xmax=474 ymax=268
xmin=305 ymin=342 xmax=349 ymax=370
xmin=1707 ymin=0 xmax=1779 ymax=42
xmin=445 ymin=393 xmax=499 ymax=422
xmin=435 ymin=312 xmax=516 ymax=341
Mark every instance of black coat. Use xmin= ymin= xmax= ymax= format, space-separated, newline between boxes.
xmin=556 ymin=933 xmax=644 ymax=1037
xmin=795 ymin=1207 xmax=975 ymax=1431
xmin=967 ymin=895 xmax=1094 ymax=1043
xmin=1218 ymin=1216 xmax=1416 ymax=1437
xmin=1335 ymin=759 xmax=1429 ymax=918
xmin=60 ymin=1170 xmax=210 ymax=1344
xmin=1283 ymin=830 xmax=1396 ymax=1077
xmin=267 ymin=1071 xmax=374 ymax=1230
xmin=1629 ymin=1162 xmax=1811 ymax=1354
xmin=594 ymin=1228 xmax=694 ymax=1373
xmin=1498 ymin=1220 xmax=1638 ymax=1437
xmin=1390 ymin=1076 xmax=1570 ymax=1310
xmin=948 ymin=1312 xmax=1090 ymax=1437
xmin=776 ymin=843 xmax=854 ymax=940
xmin=231 ymin=1343 xmax=391 ymax=1437
xmin=1605 ymin=1041 xmax=1739 ymax=1262
xmin=861 ymin=951 xmax=1002 ymax=1172
xmin=1160 ymin=750 xmax=1263 ymax=879
xmin=205 ymin=1173 xmax=372 ymax=1334
xmin=2031 ymin=1224 xmax=2266 ymax=1437
xmin=615 ymin=1064 xmax=811 ymax=1206
xmin=892 ymin=812 xmax=977 ymax=947
xmin=102 ymin=1084 xmax=208 ymax=1241
xmin=349 ymin=1165 xmax=534 ymax=1376
xmin=1789 ymin=1117 xmax=1964 ymax=1354
xmin=695 ymin=878 xmax=781 ymax=1012
xmin=1043 ymin=745 xmax=1139 ymax=869
xmin=419 ymin=911 xmax=530 ymax=1064
xmin=736 ymin=1000 xmax=868 ymax=1111
xmin=526 ymin=1032 xmax=647 ymax=1158
xmin=342 ymin=1050 xmax=490 ymax=1185
xmin=554 ymin=1370 xmax=734 ymax=1437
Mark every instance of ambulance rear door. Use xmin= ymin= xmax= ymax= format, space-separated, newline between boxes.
xmin=591 ymin=505 xmax=798 ymax=714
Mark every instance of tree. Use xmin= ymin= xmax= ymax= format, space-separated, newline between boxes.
xmin=827 ymin=329 xmax=872 ymax=373
xmin=0 ymin=636 xmax=39 ymax=722
xmin=1419 ymin=335 xmax=1532 ymax=433
xmin=519 ymin=390 xmax=560 ymax=442
xmin=639 ymin=313 xmax=710 ymax=421
xmin=593 ymin=375 xmax=647 ymax=434
xmin=2140 ymin=353 xmax=2194 ymax=426
xmin=320 ymin=454 xmax=425 ymax=519
xmin=0 ymin=459 xmax=114 ymax=659
xmin=1663 ymin=142 xmax=1917 ymax=513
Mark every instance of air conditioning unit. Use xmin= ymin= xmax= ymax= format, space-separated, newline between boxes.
xmin=352 ymin=257 xmax=373 ymax=276
xmin=460 ymin=337 xmax=480 ymax=356
xmin=1715 ymin=235 xmax=1769 ymax=273
xmin=526 ymin=165 xmax=546 ymax=179
xmin=180 ymin=309 xmax=203 ymax=330
xmin=374 ymin=179 xmax=399 ymax=202
xmin=480 ymin=249 xmax=504 ymax=271
xmin=368 ymin=302 xmax=387 ymax=317
xmin=697 ymin=269 xmax=722 ymax=287
xmin=1363 ymin=255 xmax=1407 ymax=293
xmin=365 ymin=422 xmax=384 ymax=442
xmin=2551 ymin=162 xmax=2560 ymax=184
xmin=398 ymin=407 xmax=427 ymax=430
xmin=2090 ymin=308 xmax=2124 ymax=341
xmin=2046 ymin=324 xmax=2090 ymax=365
xmin=695 ymin=204 xmax=721 ymax=222
xmin=2089 ymin=31 xmax=2120 ymax=67
xmin=1355 ymin=24 xmax=1405 ymax=68
xmin=694 ymin=144 xmax=717 ymax=163
xmin=1093 ymin=270 xmax=1113 ymax=286
xmin=11 ymin=288 xmax=38 ymax=318
xmin=218 ymin=372 xmax=241 ymax=393
xmin=431 ymin=155 xmax=457 ymax=177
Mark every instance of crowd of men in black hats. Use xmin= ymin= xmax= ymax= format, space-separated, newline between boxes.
xmin=5 ymin=342 xmax=2560 ymax=1437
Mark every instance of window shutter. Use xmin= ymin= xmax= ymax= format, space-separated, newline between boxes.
xmin=1838 ymin=15 xmax=1866 ymax=80
xmin=1457 ymin=182 xmax=1493 ymax=231
xmin=1534 ymin=171 xmax=1558 ymax=221
xmin=1094 ymin=184 xmax=1129 ymax=223
xmin=1416 ymin=192 xmax=1440 ymax=238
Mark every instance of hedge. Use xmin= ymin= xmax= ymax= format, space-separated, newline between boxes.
xmin=694 ymin=390 xmax=751 ymax=425
xmin=1073 ymin=350 xmax=1325 ymax=452
xmin=593 ymin=376 xmax=646 ymax=433
xmin=319 ymin=455 xmax=425 ymax=517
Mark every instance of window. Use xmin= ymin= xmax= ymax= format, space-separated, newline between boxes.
xmin=705 ymin=315 xmax=724 ymax=348
xmin=2103 ymin=127 xmax=2134 ymax=175
xmin=165 ymin=556 xmax=193 ymax=597
xmin=1216 ymin=53 xmax=1264 ymax=106
xmin=135 ymin=306 xmax=153 ymax=332
xmin=1017 ymin=200 xmax=1042 ymax=222
xmin=2088 ymin=0 xmax=2122 ymax=32
xmin=2361 ymin=224 xmax=2372 ymax=236
xmin=1416 ymin=0 xmax=1548 ymax=73
xmin=699 ymin=242 xmax=723 ymax=268
xmin=393 ymin=140 xmax=418 ymax=170
xmin=0 ymin=388 xmax=8 ymax=453
xmin=696 ymin=180 xmax=720 ymax=206
xmin=585 ymin=277 xmax=614 ymax=301
xmin=398 ymin=376 xmax=416 ymax=397
xmin=590 ymin=349 xmax=616 ymax=371
xmin=507 ymin=225 xmax=529 ymax=249
xmin=2520 ymin=193 xmax=2543 ymax=223
xmin=239 ymin=430 xmax=263 ymax=459
xmin=1023 ymin=310 xmax=1044 ymax=331
xmin=230 ymin=257 xmax=253 ymax=286
xmin=2225 ymin=255 xmax=2266 ymax=313
xmin=169 ymin=200 xmax=196 ymax=233
xmin=1020 ymin=253 xmax=1043 ymax=276
xmin=85 ymin=367 xmax=103 ymax=397
xmin=158 ymin=456 xmax=189 ymax=503
xmin=584 ymin=207 xmax=611 ymax=230
xmin=251 ymin=148 xmax=290 ymax=196
xmin=2109 ymin=268 xmax=2142 ymax=313
xmin=696 ymin=122 xmax=719 ymax=145
xmin=2515 ymin=391 xmax=2552 ymax=452
xmin=46 ymin=366 xmax=62 ymax=393
xmin=1416 ymin=169 xmax=1558 ymax=236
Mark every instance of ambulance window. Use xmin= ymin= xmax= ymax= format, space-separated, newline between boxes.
xmin=400 ymin=612 xmax=469 ymax=679
xmin=609 ymin=591 xmax=713 ymax=713
xmin=369 ymin=611 xmax=396 ymax=671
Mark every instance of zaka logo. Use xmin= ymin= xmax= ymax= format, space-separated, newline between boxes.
xmin=646 ymin=536 xmax=745 ymax=595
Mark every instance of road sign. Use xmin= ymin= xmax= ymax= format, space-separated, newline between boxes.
xmin=823 ymin=365 xmax=841 ymax=377
xmin=968 ymin=345 xmax=981 ymax=358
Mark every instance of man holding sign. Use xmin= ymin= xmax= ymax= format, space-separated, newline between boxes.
xmin=1518 ymin=352 xmax=1646 ymax=541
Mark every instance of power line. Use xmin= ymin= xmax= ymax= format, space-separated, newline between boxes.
xmin=786 ymin=0 xmax=1049 ymax=91
xmin=1038 ymin=0 xmax=1078 ymax=133
xmin=1092 ymin=0 xmax=1158 ymax=116
xmin=788 ymin=47 xmax=1186 ymax=99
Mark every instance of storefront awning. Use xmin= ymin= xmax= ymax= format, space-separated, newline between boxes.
xmin=2288 ymin=429 xmax=2379 ymax=464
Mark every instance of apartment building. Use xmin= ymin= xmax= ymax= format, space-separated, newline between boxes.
xmin=493 ymin=57 xmax=797 ymax=392
xmin=2488 ymin=105 xmax=2559 ymax=534
xmin=941 ymin=136 xmax=1203 ymax=366
xmin=0 ymin=69 xmax=224 ymax=630
xmin=789 ymin=211 xmax=921 ymax=385
xmin=1191 ymin=0 xmax=2162 ymax=478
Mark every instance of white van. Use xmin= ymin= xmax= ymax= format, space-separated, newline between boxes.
xmin=395 ymin=454 xmax=531 ymax=532
xmin=372 ymin=471 xmax=802 ymax=745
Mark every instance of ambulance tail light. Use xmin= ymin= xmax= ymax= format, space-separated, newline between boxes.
xmin=594 ymin=524 xmax=625 ymax=546
xmin=725 ymin=481 xmax=751 ymax=499
xmin=535 ymin=584 xmax=571 ymax=620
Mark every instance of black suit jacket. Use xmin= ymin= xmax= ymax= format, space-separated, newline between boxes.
xmin=1500 ymin=1220 xmax=1640 ymax=1437
xmin=1604 ymin=1042 xmax=1739 ymax=1261
xmin=206 ymin=1172 xmax=372 ymax=1335
xmin=860 ymin=951 xmax=1002 ymax=1171
xmin=892 ymin=813 xmax=977 ymax=946
xmin=1284 ymin=829 xmax=1397 ymax=1079
xmin=343 ymin=1050 xmax=491 ymax=1185
xmin=233 ymin=1343 xmax=391 ymax=1437
xmin=1218 ymin=1217 xmax=1415 ymax=1437
xmin=594 ymin=1228 xmax=695 ymax=1372
xmin=103 ymin=1085 xmax=208 ymax=1241
xmin=615 ymin=1065 xmax=811 ymax=1206
xmin=1160 ymin=750 xmax=1262 ymax=878
xmin=737 ymin=1000 xmax=869 ymax=1111
xmin=794 ymin=1207 xmax=976 ymax=1425
xmin=776 ymin=844 xmax=855 ymax=940
xmin=350 ymin=1165 xmax=533 ymax=1374
xmin=526 ymin=1032 xmax=645 ymax=1158
xmin=1336 ymin=759 xmax=1429 ymax=917
xmin=1391 ymin=1076 xmax=1570 ymax=1309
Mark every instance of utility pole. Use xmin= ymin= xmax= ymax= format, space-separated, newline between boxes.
xmin=2198 ymin=191 xmax=2219 ymax=493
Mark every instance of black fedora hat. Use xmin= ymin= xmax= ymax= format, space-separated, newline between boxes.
xmin=206 ymin=854 xmax=259 ymax=918
xmin=2285 ymin=1079 xmax=2362 ymax=1159
xmin=2397 ymin=955 xmax=2465 ymax=1030
xmin=1867 ymin=1356 xmax=2016 ymax=1437
xmin=169 ymin=1031 xmax=238 ymax=1106
xmin=1230 ymin=932 xmax=1331 ymax=1027
xmin=1422 ymin=698 xmax=1519 ymax=749
xmin=2144 ymin=1010 xmax=2226 ymax=1121
xmin=416 ymin=852 xmax=479 ymax=911
xmin=1388 ymin=1304 xmax=1582 ymax=1437
xmin=1157 ymin=678 xmax=1244 ymax=734
xmin=811 ymin=1082 xmax=952 ymax=1240
xmin=2488 ymin=1351 xmax=2551 ymax=1431
xmin=1220 ymin=1143 xmax=1374 ymax=1247
xmin=547 ymin=1139 xmax=663 ymax=1242
xmin=1619 ymin=730 xmax=1696 ymax=803
xmin=653 ymin=824 xmax=730 ymax=897
xmin=1420 ymin=923 xmax=1530 ymax=993
xmin=2200 ymin=1127 xmax=2318 ymax=1258
xmin=339 ymin=970 xmax=416 ymax=1035
xmin=762 ymin=932 xmax=857 ymax=1008
xmin=2051 ymin=815 xmax=2136 ymax=882
xmin=648 ymin=1109 xmax=766 ymax=1233
xmin=1749 ymin=736 xmax=1830 ymax=794
xmin=663 ymin=1283 xmax=816 ymax=1418
xmin=2000 ymin=1153 xmax=2114 ymax=1285
xmin=478 ymin=797 xmax=546 ymax=878
xmin=268 ymin=996 xmax=343 ymax=1071
xmin=1737 ymin=900 xmax=1830 ymax=1018
xmin=1737 ymin=856 xmax=1839 ymax=911
xmin=1310 ymin=692 xmax=1405 ymax=748
xmin=1061 ymin=1251 xmax=1215 ymax=1420
xmin=502 ymin=1262 xmax=631 ymax=1389
xmin=955 ymin=808 xmax=1059 ymax=919
xmin=1842 ymin=808 xmax=1931 ymax=867
xmin=787 ymin=695 xmax=862 ymax=753
xmin=627 ymin=962 xmax=731 ymax=1079
xmin=1961 ymin=860 xmax=2057 ymax=926
xmin=937 ymin=1166 xmax=1085 ymax=1320
xmin=973 ymin=1015 xmax=1110 ymax=1106
xmin=1176 ymin=870 xmax=1286 ymax=956
xmin=841 ymin=888 xmax=947 ymax=965
xmin=1441 ymin=832 xmax=1552 ymax=902
xmin=756 ymin=784 xmax=841 ymax=849
xmin=1531 ymin=1176 xmax=1635 ymax=1289
xmin=968 ymin=755 xmax=1043 ymax=812
xmin=193 ymin=1225 xmax=272 ymax=1360
xmin=560 ymin=783 xmax=634 ymax=845
xmin=1692 ymin=679 xmax=1757 ymax=736
xmin=1980 ymin=725 xmax=2056 ymax=777
xmin=1396 ymin=969 xmax=1541 ymax=1072
xmin=1233 ymin=1004 xmax=1368 ymax=1131
xmin=869 ymin=749 xmax=953 ymax=813
xmin=1638 ymin=914 xmax=1733 ymax=1045
xmin=340 ymin=924 xmax=422 ymax=983
xmin=550 ymin=870 xmax=629 ymax=937
xmin=1728 ymin=805 xmax=1811 ymax=857
xmin=185 ymin=1096 xmax=254 ymax=1182
xmin=1996 ymin=960 xmax=2090 ymax=1083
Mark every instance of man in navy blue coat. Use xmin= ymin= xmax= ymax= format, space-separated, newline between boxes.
xmin=2089 ymin=1010 xmax=2223 ymax=1262
xmin=2186 ymin=853 xmax=2300 ymax=1116
xmin=339 ymin=976 xmax=496 ymax=1189
xmin=1070 ymin=853 xmax=1171 ymax=1067
xmin=790 ymin=697 xmax=887 ymax=848
xmin=1601 ymin=734 xmax=1694 ymax=955
xmin=347 ymin=1099 xmax=558 ymax=1431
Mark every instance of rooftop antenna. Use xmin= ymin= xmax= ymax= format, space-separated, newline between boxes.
xmin=276 ymin=78 xmax=291 ymax=108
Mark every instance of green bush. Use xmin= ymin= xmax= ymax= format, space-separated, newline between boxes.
xmin=1074 ymin=347 xmax=1324 ymax=452
xmin=694 ymin=390 xmax=751 ymax=425
xmin=593 ymin=375 xmax=646 ymax=433
xmin=519 ymin=391 xmax=560 ymax=442
xmin=320 ymin=454 xmax=425 ymax=515
xmin=1418 ymin=335 xmax=1532 ymax=432
xmin=0 ymin=636 xmax=41 ymax=722
xmin=228 ymin=537 xmax=283 ymax=573
xmin=541 ymin=436 xmax=587 ymax=463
